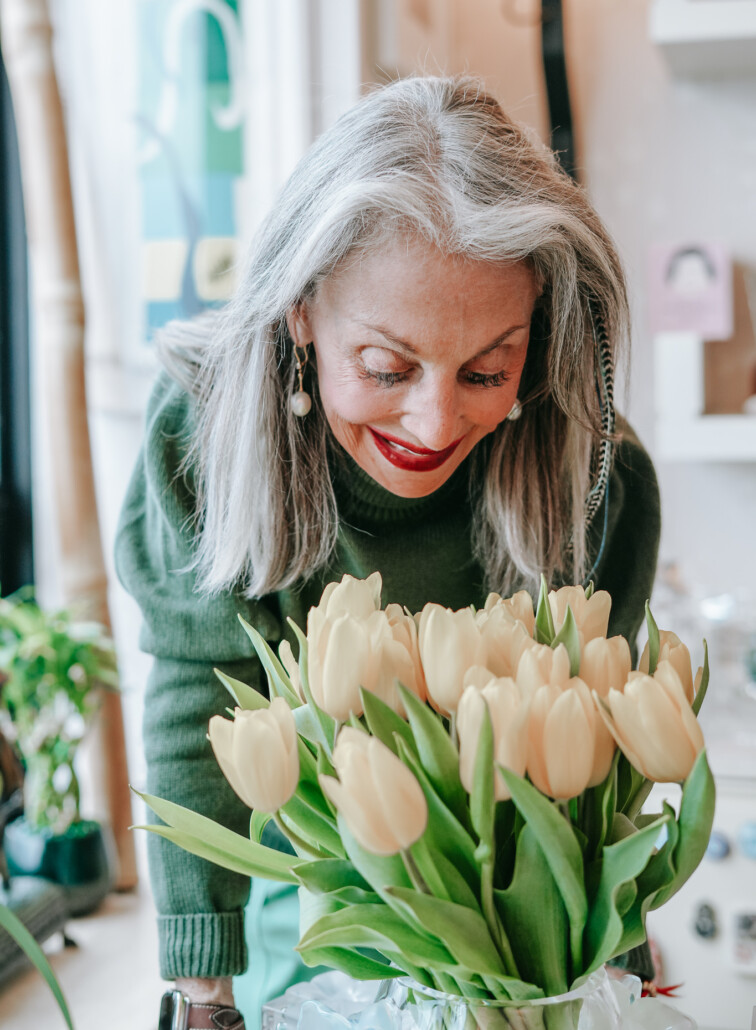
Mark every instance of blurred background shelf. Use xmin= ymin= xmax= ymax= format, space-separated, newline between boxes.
xmin=650 ymin=0 xmax=756 ymax=76
xmin=656 ymin=414 xmax=756 ymax=460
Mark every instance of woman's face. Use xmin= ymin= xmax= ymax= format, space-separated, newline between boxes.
xmin=288 ymin=236 xmax=540 ymax=498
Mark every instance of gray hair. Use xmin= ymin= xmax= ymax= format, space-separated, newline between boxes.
xmin=158 ymin=75 xmax=628 ymax=599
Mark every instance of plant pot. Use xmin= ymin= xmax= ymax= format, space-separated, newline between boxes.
xmin=5 ymin=817 xmax=114 ymax=917
xmin=261 ymin=968 xmax=697 ymax=1029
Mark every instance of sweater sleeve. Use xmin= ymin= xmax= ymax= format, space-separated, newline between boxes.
xmin=588 ymin=420 xmax=662 ymax=664
xmin=115 ymin=372 xmax=282 ymax=979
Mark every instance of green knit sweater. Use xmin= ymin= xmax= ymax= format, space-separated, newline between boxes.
xmin=115 ymin=371 xmax=661 ymax=980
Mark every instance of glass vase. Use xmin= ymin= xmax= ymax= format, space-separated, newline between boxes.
xmin=261 ymin=967 xmax=696 ymax=1030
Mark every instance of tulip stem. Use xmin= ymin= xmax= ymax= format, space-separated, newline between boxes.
xmin=481 ymin=859 xmax=520 ymax=980
xmin=401 ymin=848 xmax=431 ymax=894
xmin=449 ymin=712 xmax=458 ymax=751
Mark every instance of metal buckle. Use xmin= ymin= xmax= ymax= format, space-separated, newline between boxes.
xmin=158 ymin=989 xmax=190 ymax=1030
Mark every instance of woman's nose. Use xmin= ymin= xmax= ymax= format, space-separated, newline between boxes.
xmin=399 ymin=379 xmax=467 ymax=452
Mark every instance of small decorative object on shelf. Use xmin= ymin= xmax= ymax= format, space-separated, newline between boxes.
xmin=136 ymin=573 xmax=715 ymax=1029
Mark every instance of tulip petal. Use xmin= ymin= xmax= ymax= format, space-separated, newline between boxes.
xmin=543 ymin=690 xmax=594 ymax=799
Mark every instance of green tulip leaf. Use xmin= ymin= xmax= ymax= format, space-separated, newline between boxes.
xmin=616 ymin=753 xmax=653 ymax=820
xmin=384 ymin=887 xmax=507 ymax=977
xmin=584 ymin=580 xmax=595 ymax=600
xmin=280 ymin=793 xmax=345 ymax=858
xmin=651 ymin=750 xmax=716 ymax=909
xmin=394 ymin=738 xmax=480 ymax=892
xmin=238 ymin=616 xmax=301 ymax=708
xmin=551 ymin=604 xmax=580 ymax=677
xmin=134 ymin=789 xmax=298 ymax=882
xmin=692 ymin=641 xmax=710 ymax=717
xmin=297 ymin=944 xmax=399 ymax=979
xmin=618 ymin=803 xmax=679 ymax=953
xmin=583 ymin=813 xmax=670 ymax=975
xmin=292 ymin=858 xmax=371 ymax=895
xmin=644 ymin=602 xmax=660 ymax=675
xmin=214 ymin=668 xmax=269 ymax=711
xmin=334 ymin=814 xmax=413 ymax=920
xmin=396 ymin=683 xmax=470 ymax=829
xmin=409 ymin=832 xmax=480 ymax=911
xmin=287 ymin=618 xmax=335 ymax=752
xmin=494 ymin=824 xmax=568 ymax=996
xmin=499 ymin=768 xmax=587 ymax=971
xmin=360 ymin=687 xmax=417 ymax=757
xmin=0 ymin=902 xmax=75 ymax=1030
xmin=294 ymin=704 xmax=331 ymax=750
xmin=297 ymin=903 xmax=456 ymax=968
xmin=534 ymin=574 xmax=555 ymax=645
xmin=580 ymin=751 xmax=619 ymax=859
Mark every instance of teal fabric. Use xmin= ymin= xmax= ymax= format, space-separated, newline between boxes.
xmin=115 ymin=370 xmax=662 ymax=984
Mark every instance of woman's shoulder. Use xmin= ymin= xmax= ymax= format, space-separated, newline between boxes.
xmin=611 ymin=415 xmax=659 ymax=506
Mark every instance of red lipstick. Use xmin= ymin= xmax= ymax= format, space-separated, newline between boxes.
xmin=368 ymin=428 xmax=463 ymax=472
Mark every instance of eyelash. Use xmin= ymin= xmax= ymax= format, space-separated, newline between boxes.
xmin=359 ymin=367 xmax=512 ymax=389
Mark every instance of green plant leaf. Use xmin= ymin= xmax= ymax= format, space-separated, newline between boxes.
xmin=297 ymin=944 xmax=398 ymax=979
xmin=534 ymin=574 xmax=555 ymax=645
xmin=651 ymin=750 xmax=716 ymax=909
xmin=334 ymin=814 xmax=413 ymax=918
xmin=580 ymin=751 xmax=619 ymax=860
xmin=292 ymin=858 xmax=371 ymax=895
xmin=250 ymin=809 xmax=271 ymax=844
xmin=396 ymin=683 xmax=469 ymax=828
xmin=238 ymin=616 xmax=301 ymax=708
xmin=470 ymin=704 xmax=495 ymax=853
xmin=499 ymin=768 xmax=587 ymax=971
xmin=394 ymin=738 xmax=480 ymax=893
xmin=494 ymin=824 xmax=568 ymax=996
xmin=644 ymin=601 xmax=660 ymax=675
xmin=287 ymin=618 xmax=335 ymax=753
xmin=298 ymin=903 xmax=456 ymax=968
xmin=0 ymin=901 xmax=75 ymax=1029
xmin=214 ymin=668 xmax=268 ymax=711
xmin=409 ymin=832 xmax=479 ymax=911
xmin=360 ymin=687 xmax=417 ymax=757
xmin=551 ymin=605 xmax=580 ymax=677
xmin=133 ymin=790 xmax=297 ymax=882
xmin=384 ymin=887 xmax=507 ymax=977
xmin=279 ymin=792 xmax=345 ymax=858
xmin=692 ymin=641 xmax=709 ymax=717
xmin=582 ymin=813 xmax=670 ymax=975
xmin=584 ymin=581 xmax=595 ymax=600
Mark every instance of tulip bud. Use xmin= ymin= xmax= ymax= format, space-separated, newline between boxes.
xmin=580 ymin=636 xmax=632 ymax=699
xmin=319 ymin=727 xmax=427 ymax=855
xmin=598 ymin=660 xmax=704 ymax=782
xmin=308 ymin=611 xmax=372 ymax=720
xmin=317 ymin=572 xmax=383 ymax=620
xmin=548 ymin=586 xmax=611 ymax=644
xmin=417 ymin=604 xmax=487 ymax=715
xmin=516 ymin=642 xmax=571 ymax=696
xmin=639 ymin=630 xmax=697 ymax=704
xmin=457 ymin=680 xmax=529 ymax=801
xmin=385 ymin=604 xmax=427 ymax=705
xmin=527 ymin=679 xmax=597 ymax=799
xmin=483 ymin=590 xmax=536 ymax=635
xmin=479 ymin=609 xmax=537 ymax=679
xmin=208 ymin=698 xmax=299 ymax=813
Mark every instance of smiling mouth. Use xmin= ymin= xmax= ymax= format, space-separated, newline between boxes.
xmin=368 ymin=428 xmax=464 ymax=472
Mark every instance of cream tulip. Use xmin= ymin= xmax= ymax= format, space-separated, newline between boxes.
xmin=208 ymin=698 xmax=299 ymax=813
xmin=417 ymin=604 xmax=487 ymax=715
xmin=319 ymin=727 xmax=428 ymax=855
xmin=482 ymin=590 xmax=536 ymax=635
xmin=385 ymin=603 xmax=427 ymax=705
xmin=316 ymin=571 xmax=383 ymax=620
xmin=579 ymin=636 xmax=632 ymax=699
xmin=515 ymin=642 xmax=572 ymax=696
xmin=308 ymin=611 xmax=373 ymax=720
xmin=526 ymin=679 xmax=597 ymax=799
xmin=639 ymin=630 xmax=698 ymax=704
xmin=457 ymin=680 xmax=529 ymax=800
xmin=598 ymin=660 xmax=705 ymax=782
xmin=479 ymin=609 xmax=537 ymax=679
xmin=548 ymin=585 xmax=611 ymax=644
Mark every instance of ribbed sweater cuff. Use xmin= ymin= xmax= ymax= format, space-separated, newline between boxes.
xmin=158 ymin=912 xmax=247 ymax=978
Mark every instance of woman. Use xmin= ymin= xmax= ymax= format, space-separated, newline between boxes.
xmin=116 ymin=76 xmax=660 ymax=1030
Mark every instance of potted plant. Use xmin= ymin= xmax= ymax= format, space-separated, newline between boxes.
xmin=0 ymin=589 xmax=119 ymax=916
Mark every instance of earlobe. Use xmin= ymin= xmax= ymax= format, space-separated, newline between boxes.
xmin=285 ymin=305 xmax=312 ymax=348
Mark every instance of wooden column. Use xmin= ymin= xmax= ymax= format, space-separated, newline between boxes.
xmin=0 ymin=0 xmax=137 ymax=889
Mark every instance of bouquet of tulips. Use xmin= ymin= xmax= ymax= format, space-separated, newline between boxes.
xmin=137 ymin=573 xmax=714 ymax=1011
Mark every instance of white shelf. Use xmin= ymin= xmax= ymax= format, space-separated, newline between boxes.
xmin=656 ymin=413 xmax=756 ymax=460
xmin=650 ymin=0 xmax=756 ymax=76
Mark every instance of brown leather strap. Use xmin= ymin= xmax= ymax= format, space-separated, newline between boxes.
xmin=186 ymin=1002 xmax=245 ymax=1030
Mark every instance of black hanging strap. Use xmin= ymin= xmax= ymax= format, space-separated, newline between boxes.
xmin=541 ymin=0 xmax=577 ymax=179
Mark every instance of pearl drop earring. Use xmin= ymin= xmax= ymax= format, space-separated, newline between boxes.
xmin=290 ymin=343 xmax=312 ymax=417
xmin=506 ymin=398 xmax=523 ymax=421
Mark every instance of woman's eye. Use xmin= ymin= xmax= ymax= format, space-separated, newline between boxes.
xmin=359 ymin=366 xmax=411 ymax=387
xmin=463 ymin=369 xmax=512 ymax=388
